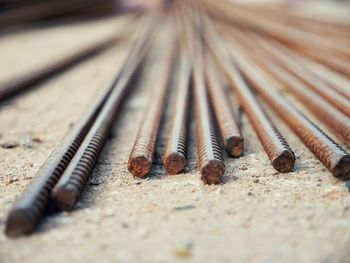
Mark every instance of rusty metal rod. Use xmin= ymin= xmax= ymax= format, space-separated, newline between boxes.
xmin=293 ymin=47 xmax=350 ymax=77
xmin=127 ymin=33 xmax=176 ymax=178
xmin=205 ymin=52 xmax=243 ymax=157
xmin=237 ymin=30 xmax=350 ymax=100
xmin=249 ymin=33 xmax=350 ymax=118
xmin=226 ymin=39 xmax=350 ymax=180
xmin=192 ymin=46 xmax=225 ymax=184
xmin=4 ymin=14 xmax=159 ymax=237
xmin=183 ymin=2 xmax=225 ymax=184
xmin=0 ymin=24 xmax=132 ymax=101
xmin=204 ymin=0 xmax=350 ymax=76
xmin=300 ymin=57 xmax=350 ymax=100
xmin=227 ymin=30 xmax=350 ymax=146
xmin=276 ymin=4 xmax=350 ymax=33
xmin=50 ymin=51 xmax=145 ymax=211
xmin=226 ymin=3 xmax=350 ymax=44
xmin=162 ymin=42 xmax=191 ymax=175
xmin=260 ymin=63 xmax=350 ymax=146
xmin=203 ymin=0 xmax=350 ymax=59
xmin=4 ymin=81 xmax=116 ymax=238
xmin=201 ymin=13 xmax=295 ymax=173
xmin=50 ymin=14 xmax=159 ymax=212
xmin=183 ymin=1 xmax=225 ymax=184
xmin=162 ymin=5 xmax=191 ymax=175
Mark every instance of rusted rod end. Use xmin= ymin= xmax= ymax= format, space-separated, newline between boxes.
xmin=128 ymin=156 xmax=152 ymax=178
xmin=271 ymin=150 xmax=295 ymax=173
xmin=51 ymin=184 xmax=79 ymax=211
xmin=200 ymin=160 xmax=225 ymax=185
xmin=331 ymin=155 xmax=350 ymax=180
xmin=163 ymin=152 xmax=188 ymax=175
xmin=5 ymin=209 xmax=35 ymax=238
xmin=226 ymin=136 xmax=244 ymax=158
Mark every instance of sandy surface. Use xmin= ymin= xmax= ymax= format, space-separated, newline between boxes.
xmin=1 ymin=15 xmax=350 ymax=263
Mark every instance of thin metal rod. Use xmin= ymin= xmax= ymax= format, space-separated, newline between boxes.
xmin=300 ymin=58 xmax=350 ymax=100
xmin=185 ymin=3 xmax=225 ymax=184
xmin=4 ymin=14 xmax=154 ymax=238
xmin=203 ymin=0 xmax=350 ymax=76
xmin=201 ymin=13 xmax=295 ymax=173
xmin=162 ymin=42 xmax=191 ymax=175
xmin=226 ymin=38 xmax=350 ymax=179
xmin=227 ymin=29 xmax=350 ymax=146
xmin=0 ymin=17 xmax=136 ymax=101
xmin=204 ymin=52 xmax=243 ymax=157
xmin=50 ymin=12 xmax=160 ymax=211
xmin=250 ymin=33 xmax=350 ymax=118
xmin=128 ymin=30 xmax=176 ymax=178
xmin=203 ymin=0 xmax=350 ymax=59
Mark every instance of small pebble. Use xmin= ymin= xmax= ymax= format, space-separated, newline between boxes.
xmin=32 ymin=137 xmax=42 ymax=143
xmin=173 ymin=205 xmax=196 ymax=211
xmin=7 ymin=176 xmax=19 ymax=184
xmin=253 ymin=178 xmax=259 ymax=183
xmin=173 ymin=240 xmax=193 ymax=258
xmin=216 ymin=187 xmax=224 ymax=195
xmin=1 ymin=142 xmax=19 ymax=149
xmin=173 ymin=248 xmax=191 ymax=258
xmin=20 ymin=138 xmax=33 ymax=148
xmin=89 ymin=178 xmax=100 ymax=186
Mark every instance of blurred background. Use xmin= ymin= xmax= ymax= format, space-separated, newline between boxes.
xmin=0 ymin=0 xmax=350 ymax=33
xmin=0 ymin=0 xmax=159 ymax=32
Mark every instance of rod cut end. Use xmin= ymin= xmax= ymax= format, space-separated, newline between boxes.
xmin=226 ymin=136 xmax=244 ymax=158
xmin=51 ymin=184 xmax=79 ymax=211
xmin=128 ymin=156 xmax=152 ymax=178
xmin=272 ymin=150 xmax=295 ymax=173
xmin=200 ymin=160 xmax=225 ymax=185
xmin=5 ymin=209 xmax=35 ymax=238
xmin=163 ymin=152 xmax=188 ymax=175
xmin=332 ymin=155 xmax=350 ymax=180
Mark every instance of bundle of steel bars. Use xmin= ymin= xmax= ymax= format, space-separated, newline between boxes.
xmin=3 ymin=0 xmax=350 ymax=238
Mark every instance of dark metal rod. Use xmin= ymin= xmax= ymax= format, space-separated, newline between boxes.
xmin=204 ymin=52 xmax=243 ymax=158
xmin=162 ymin=41 xmax=191 ymax=175
xmin=228 ymin=30 xmax=350 ymax=146
xmin=4 ymin=14 xmax=154 ymax=237
xmin=227 ymin=39 xmax=350 ymax=180
xmin=188 ymin=7 xmax=225 ymax=185
xmin=0 ymin=17 xmax=135 ymax=101
xmin=201 ymin=13 xmax=295 ymax=173
xmin=50 ymin=13 xmax=159 ymax=211
xmin=127 ymin=29 xmax=176 ymax=178
xmin=204 ymin=0 xmax=350 ymax=76
xmin=250 ymin=33 xmax=350 ymax=118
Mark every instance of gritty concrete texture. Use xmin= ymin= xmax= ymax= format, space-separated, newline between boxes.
xmin=1 ymin=15 xmax=350 ymax=263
